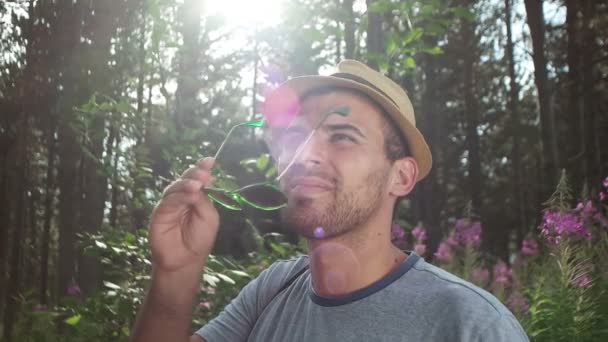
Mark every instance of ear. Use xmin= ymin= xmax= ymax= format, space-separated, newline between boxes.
xmin=388 ymin=157 xmax=419 ymax=197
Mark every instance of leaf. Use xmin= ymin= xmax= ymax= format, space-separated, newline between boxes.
xmin=403 ymin=56 xmax=416 ymax=69
xmin=240 ymin=158 xmax=258 ymax=167
xmin=386 ymin=36 xmax=397 ymax=55
xmin=403 ymin=28 xmax=424 ymax=45
xmin=256 ymin=154 xmax=269 ymax=171
xmin=265 ymin=167 xmax=277 ymax=179
xmin=116 ymin=101 xmax=131 ymax=113
xmin=203 ymin=274 xmax=220 ymax=286
xmin=64 ymin=314 xmax=81 ymax=325
xmin=95 ymin=241 xmax=107 ymax=249
xmin=229 ymin=270 xmax=251 ymax=278
xmin=423 ymin=46 xmax=443 ymax=55
xmin=216 ymin=273 xmax=235 ymax=284
xmin=111 ymin=246 xmax=124 ymax=254
xmin=103 ymin=281 xmax=121 ymax=290
xmin=270 ymin=242 xmax=287 ymax=255
xmin=79 ymin=95 xmax=97 ymax=113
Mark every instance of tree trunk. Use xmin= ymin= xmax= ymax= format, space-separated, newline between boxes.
xmin=416 ymin=35 xmax=443 ymax=256
xmin=461 ymin=1 xmax=482 ymax=214
xmin=342 ymin=0 xmax=356 ymax=59
xmin=56 ymin=0 xmax=85 ymax=298
xmin=78 ymin=0 xmax=125 ymax=296
xmin=366 ymin=0 xmax=385 ymax=70
xmin=109 ymin=130 xmax=120 ymax=228
xmin=505 ymin=0 xmax=527 ymax=242
xmin=39 ymin=121 xmax=56 ymax=306
xmin=2 ymin=110 xmax=29 ymax=342
xmin=175 ymin=0 xmax=202 ymax=133
xmin=132 ymin=3 xmax=150 ymax=231
xmin=524 ymin=0 xmax=559 ymax=194
xmin=564 ymin=0 xmax=583 ymax=193
xmin=580 ymin=1 xmax=599 ymax=191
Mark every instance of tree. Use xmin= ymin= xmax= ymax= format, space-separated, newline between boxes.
xmin=524 ymin=0 xmax=559 ymax=195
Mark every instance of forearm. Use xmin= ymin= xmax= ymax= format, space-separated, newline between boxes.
xmin=131 ymin=264 xmax=204 ymax=342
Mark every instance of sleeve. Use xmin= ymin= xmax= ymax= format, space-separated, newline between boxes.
xmin=194 ymin=257 xmax=305 ymax=342
xmin=476 ymin=313 xmax=529 ymax=342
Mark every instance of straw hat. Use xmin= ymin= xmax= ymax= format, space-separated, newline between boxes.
xmin=265 ymin=59 xmax=432 ymax=181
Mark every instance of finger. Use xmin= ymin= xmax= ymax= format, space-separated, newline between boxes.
xmin=162 ymin=179 xmax=203 ymax=198
xmin=195 ymin=157 xmax=215 ymax=170
xmin=180 ymin=167 xmax=212 ymax=184
xmin=156 ymin=190 xmax=204 ymax=214
xmin=192 ymin=190 xmax=217 ymax=221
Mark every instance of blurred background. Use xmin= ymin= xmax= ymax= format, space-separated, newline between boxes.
xmin=0 ymin=0 xmax=607 ymax=341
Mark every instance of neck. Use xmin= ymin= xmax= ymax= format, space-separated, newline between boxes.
xmin=306 ymin=206 xmax=407 ymax=298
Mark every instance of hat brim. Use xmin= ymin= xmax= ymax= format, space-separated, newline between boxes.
xmin=270 ymin=75 xmax=432 ymax=181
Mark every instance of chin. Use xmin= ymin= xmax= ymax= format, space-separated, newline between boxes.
xmin=281 ymin=201 xmax=327 ymax=237
xmin=281 ymin=204 xmax=349 ymax=241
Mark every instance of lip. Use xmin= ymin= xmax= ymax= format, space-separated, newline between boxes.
xmin=289 ymin=176 xmax=334 ymax=194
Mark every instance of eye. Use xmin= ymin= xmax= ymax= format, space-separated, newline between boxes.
xmin=330 ymin=133 xmax=356 ymax=143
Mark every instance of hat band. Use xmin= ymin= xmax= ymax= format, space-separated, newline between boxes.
xmin=331 ymin=72 xmax=399 ymax=107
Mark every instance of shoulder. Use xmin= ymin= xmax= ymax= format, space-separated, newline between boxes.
xmin=404 ymin=258 xmax=528 ymax=340
xmin=251 ymin=255 xmax=309 ymax=302
xmin=409 ymin=258 xmax=510 ymax=315
xmin=258 ymin=254 xmax=309 ymax=284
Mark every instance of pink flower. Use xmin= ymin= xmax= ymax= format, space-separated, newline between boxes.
xmin=411 ymin=226 xmax=427 ymax=242
xmin=391 ymin=224 xmax=405 ymax=242
xmin=576 ymin=200 xmax=597 ymax=219
xmin=413 ymin=243 xmax=426 ymax=256
xmin=572 ymin=274 xmax=593 ymax=289
xmin=493 ymin=262 xmax=512 ymax=287
xmin=454 ymin=219 xmax=482 ymax=246
xmin=434 ymin=242 xmax=453 ymax=262
xmin=507 ymin=292 xmax=529 ymax=314
xmin=446 ymin=234 xmax=459 ymax=247
xmin=521 ymin=239 xmax=539 ymax=256
xmin=67 ymin=281 xmax=81 ymax=296
xmin=599 ymin=191 xmax=606 ymax=202
xmin=471 ymin=268 xmax=490 ymax=285
xmin=603 ymin=176 xmax=608 ymax=189
xmin=539 ymin=210 xmax=591 ymax=243
xmin=199 ymin=301 xmax=212 ymax=310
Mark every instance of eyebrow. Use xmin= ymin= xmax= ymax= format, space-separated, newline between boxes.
xmin=322 ymin=123 xmax=366 ymax=139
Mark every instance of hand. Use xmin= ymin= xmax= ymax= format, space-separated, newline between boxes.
xmin=148 ymin=157 xmax=219 ymax=273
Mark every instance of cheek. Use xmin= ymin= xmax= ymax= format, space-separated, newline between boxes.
xmin=331 ymin=149 xmax=384 ymax=188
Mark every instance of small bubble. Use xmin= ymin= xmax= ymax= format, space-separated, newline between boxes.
xmin=314 ymin=227 xmax=325 ymax=239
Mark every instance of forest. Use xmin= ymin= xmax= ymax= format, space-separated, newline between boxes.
xmin=0 ymin=0 xmax=607 ymax=341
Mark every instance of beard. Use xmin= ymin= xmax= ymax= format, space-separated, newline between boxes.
xmin=280 ymin=164 xmax=390 ymax=239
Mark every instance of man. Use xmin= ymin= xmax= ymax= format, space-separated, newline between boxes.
xmin=131 ymin=60 xmax=528 ymax=341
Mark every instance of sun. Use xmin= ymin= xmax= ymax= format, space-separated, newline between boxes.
xmin=206 ymin=0 xmax=285 ymax=28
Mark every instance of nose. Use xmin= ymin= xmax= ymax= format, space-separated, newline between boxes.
xmin=277 ymin=129 xmax=327 ymax=180
xmin=295 ymin=133 xmax=326 ymax=167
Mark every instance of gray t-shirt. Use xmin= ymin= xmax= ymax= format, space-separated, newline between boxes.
xmin=195 ymin=253 xmax=528 ymax=341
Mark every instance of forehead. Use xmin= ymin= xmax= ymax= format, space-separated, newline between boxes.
xmin=294 ymin=89 xmax=387 ymax=132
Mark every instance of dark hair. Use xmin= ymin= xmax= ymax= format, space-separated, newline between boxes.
xmin=299 ymin=86 xmax=410 ymax=161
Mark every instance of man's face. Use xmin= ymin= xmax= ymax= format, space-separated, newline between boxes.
xmin=277 ymin=89 xmax=393 ymax=239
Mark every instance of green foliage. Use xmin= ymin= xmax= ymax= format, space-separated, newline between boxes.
xmin=12 ymin=226 xmax=303 ymax=341
xmin=544 ymin=170 xmax=574 ymax=212
xmin=425 ymin=174 xmax=608 ymax=341
xmin=522 ymin=243 xmax=606 ymax=341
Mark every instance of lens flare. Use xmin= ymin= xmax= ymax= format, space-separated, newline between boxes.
xmin=314 ymin=227 xmax=326 ymax=239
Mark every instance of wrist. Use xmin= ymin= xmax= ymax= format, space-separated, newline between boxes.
xmin=148 ymin=263 xmax=205 ymax=314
